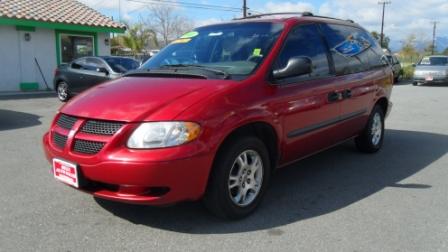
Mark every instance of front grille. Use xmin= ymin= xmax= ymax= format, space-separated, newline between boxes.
xmin=53 ymin=132 xmax=68 ymax=149
xmin=56 ymin=114 xmax=77 ymax=129
xmin=73 ymin=139 xmax=105 ymax=155
xmin=81 ymin=120 xmax=124 ymax=135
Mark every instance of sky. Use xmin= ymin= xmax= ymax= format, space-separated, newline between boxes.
xmin=80 ymin=0 xmax=448 ymax=47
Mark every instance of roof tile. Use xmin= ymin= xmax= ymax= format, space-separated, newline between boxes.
xmin=0 ymin=0 xmax=125 ymax=29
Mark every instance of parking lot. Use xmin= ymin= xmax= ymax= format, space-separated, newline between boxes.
xmin=1 ymin=81 xmax=447 ymax=251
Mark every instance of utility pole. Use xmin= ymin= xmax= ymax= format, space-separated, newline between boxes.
xmin=378 ymin=1 xmax=391 ymax=48
xmin=118 ymin=0 xmax=122 ymax=22
xmin=243 ymin=0 xmax=247 ymax=18
xmin=431 ymin=21 xmax=439 ymax=55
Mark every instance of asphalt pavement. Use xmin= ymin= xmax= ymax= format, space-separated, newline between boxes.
xmin=0 ymin=82 xmax=447 ymax=251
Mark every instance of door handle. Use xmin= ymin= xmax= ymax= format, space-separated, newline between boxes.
xmin=342 ymin=89 xmax=352 ymax=99
xmin=327 ymin=91 xmax=341 ymax=102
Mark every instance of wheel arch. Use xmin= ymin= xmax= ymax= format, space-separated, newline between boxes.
xmin=213 ymin=121 xmax=280 ymax=173
xmin=54 ymin=78 xmax=68 ymax=90
xmin=375 ymin=97 xmax=389 ymax=116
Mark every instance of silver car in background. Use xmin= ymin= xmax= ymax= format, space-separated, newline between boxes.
xmin=413 ymin=56 xmax=448 ymax=86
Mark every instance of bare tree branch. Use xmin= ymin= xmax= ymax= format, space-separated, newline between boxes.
xmin=145 ymin=4 xmax=194 ymax=46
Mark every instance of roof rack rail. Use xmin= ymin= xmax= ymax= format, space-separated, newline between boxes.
xmin=309 ymin=14 xmax=355 ymax=23
xmin=234 ymin=12 xmax=355 ymax=23
xmin=233 ymin=12 xmax=313 ymax=20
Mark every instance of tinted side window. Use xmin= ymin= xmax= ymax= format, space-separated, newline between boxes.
xmin=392 ymin=56 xmax=399 ymax=64
xmin=84 ymin=58 xmax=106 ymax=72
xmin=274 ymin=24 xmax=330 ymax=82
xmin=71 ymin=58 xmax=85 ymax=69
xmin=321 ymin=24 xmax=383 ymax=75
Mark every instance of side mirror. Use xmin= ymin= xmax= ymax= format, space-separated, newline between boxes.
xmin=97 ymin=67 xmax=109 ymax=75
xmin=272 ymin=56 xmax=312 ymax=80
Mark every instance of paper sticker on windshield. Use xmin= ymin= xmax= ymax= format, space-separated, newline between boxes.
xmin=332 ymin=33 xmax=371 ymax=57
xmin=172 ymin=38 xmax=191 ymax=44
xmin=252 ymin=48 xmax=262 ymax=56
xmin=180 ymin=31 xmax=199 ymax=39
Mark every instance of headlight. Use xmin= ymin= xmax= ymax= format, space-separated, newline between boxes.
xmin=127 ymin=122 xmax=201 ymax=149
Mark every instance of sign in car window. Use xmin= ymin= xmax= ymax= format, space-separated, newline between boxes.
xmin=332 ymin=33 xmax=371 ymax=57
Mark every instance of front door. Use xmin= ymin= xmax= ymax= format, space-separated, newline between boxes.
xmin=269 ymin=24 xmax=342 ymax=164
xmin=83 ymin=57 xmax=111 ymax=87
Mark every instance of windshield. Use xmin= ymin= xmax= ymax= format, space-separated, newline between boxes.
xmin=419 ymin=57 xmax=448 ymax=66
xmin=104 ymin=57 xmax=140 ymax=73
xmin=141 ymin=22 xmax=284 ymax=77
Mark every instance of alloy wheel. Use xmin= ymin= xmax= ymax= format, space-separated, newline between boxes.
xmin=57 ymin=82 xmax=68 ymax=101
xmin=371 ymin=112 xmax=382 ymax=146
xmin=228 ymin=150 xmax=263 ymax=207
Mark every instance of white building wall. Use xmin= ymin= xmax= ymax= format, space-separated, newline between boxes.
xmin=97 ymin=32 xmax=111 ymax=56
xmin=32 ymin=28 xmax=57 ymax=90
xmin=0 ymin=26 xmax=21 ymax=92
xmin=0 ymin=26 xmax=56 ymax=92
xmin=0 ymin=26 xmax=111 ymax=92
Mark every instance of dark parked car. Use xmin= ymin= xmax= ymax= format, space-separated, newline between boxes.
xmin=386 ymin=55 xmax=402 ymax=83
xmin=54 ymin=56 xmax=140 ymax=101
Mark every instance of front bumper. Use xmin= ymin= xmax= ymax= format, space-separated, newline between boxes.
xmin=43 ymin=132 xmax=214 ymax=205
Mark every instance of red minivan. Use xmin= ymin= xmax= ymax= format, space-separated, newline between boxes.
xmin=43 ymin=13 xmax=393 ymax=219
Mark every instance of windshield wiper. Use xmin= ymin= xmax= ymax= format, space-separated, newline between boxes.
xmin=160 ymin=64 xmax=230 ymax=79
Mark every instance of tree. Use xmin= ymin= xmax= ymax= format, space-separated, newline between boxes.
xmin=442 ymin=47 xmax=448 ymax=56
xmin=371 ymin=31 xmax=390 ymax=49
xmin=145 ymin=4 xmax=194 ymax=46
xmin=400 ymin=34 xmax=420 ymax=63
xmin=111 ymin=22 xmax=158 ymax=54
xmin=423 ymin=43 xmax=436 ymax=56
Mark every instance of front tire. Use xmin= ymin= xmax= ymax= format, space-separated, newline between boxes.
xmin=204 ymin=136 xmax=271 ymax=219
xmin=355 ymin=105 xmax=385 ymax=153
xmin=57 ymin=81 xmax=71 ymax=102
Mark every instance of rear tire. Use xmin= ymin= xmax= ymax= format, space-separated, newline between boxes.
xmin=355 ymin=105 xmax=385 ymax=153
xmin=57 ymin=81 xmax=71 ymax=102
xmin=204 ymin=136 xmax=270 ymax=219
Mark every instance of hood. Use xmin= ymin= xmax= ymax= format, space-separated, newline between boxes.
xmin=415 ymin=65 xmax=448 ymax=72
xmin=60 ymin=77 xmax=234 ymax=122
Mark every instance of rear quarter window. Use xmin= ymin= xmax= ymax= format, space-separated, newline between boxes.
xmin=321 ymin=24 xmax=384 ymax=75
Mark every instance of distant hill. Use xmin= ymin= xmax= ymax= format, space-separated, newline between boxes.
xmin=390 ymin=36 xmax=448 ymax=53
xmin=389 ymin=37 xmax=448 ymax=52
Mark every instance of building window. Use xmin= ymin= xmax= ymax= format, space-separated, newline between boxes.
xmin=60 ymin=34 xmax=94 ymax=63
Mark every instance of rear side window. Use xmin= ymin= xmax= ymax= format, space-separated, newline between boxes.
xmin=274 ymin=24 xmax=330 ymax=82
xmin=321 ymin=24 xmax=384 ymax=75
xmin=85 ymin=58 xmax=106 ymax=71
xmin=104 ymin=58 xmax=140 ymax=73
xmin=71 ymin=58 xmax=86 ymax=69
xmin=392 ymin=56 xmax=399 ymax=64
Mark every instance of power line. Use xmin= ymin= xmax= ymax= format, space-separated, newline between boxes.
xmin=92 ymin=0 xmax=109 ymax=8
xmin=126 ymin=0 xmax=243 ymax=13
